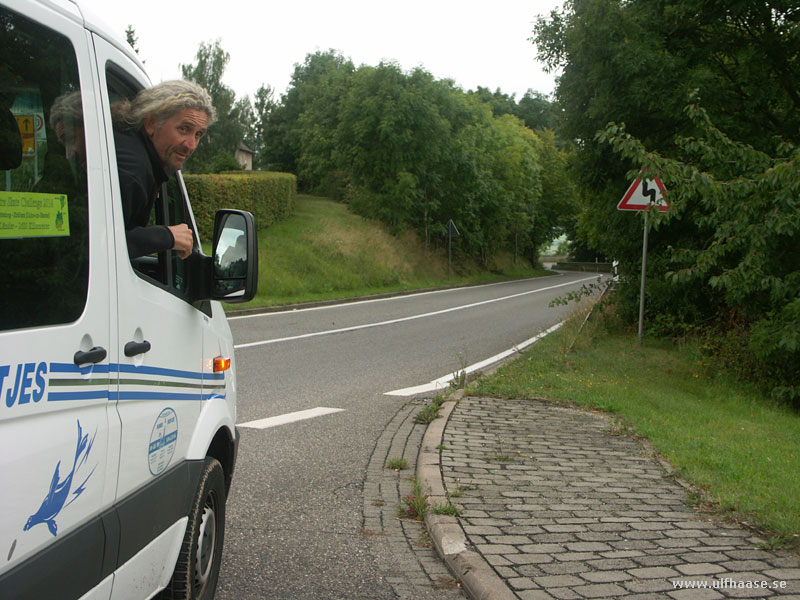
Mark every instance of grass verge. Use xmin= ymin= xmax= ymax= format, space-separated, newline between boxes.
xmin=227 ymin=194 xmax=549 ymax=310
xmin=469 ymin=301 xmax=800 ymax=549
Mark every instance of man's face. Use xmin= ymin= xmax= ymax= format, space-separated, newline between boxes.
xmin=54 ymin=120 xmax=86 ymax=166
xmin=144 ymin=108 xmax=208 ymax=171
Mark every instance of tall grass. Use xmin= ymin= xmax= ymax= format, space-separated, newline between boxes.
xmin=248 ymin=195 xmax=547 ymax=307
xmin=471 ymin=301 xmax=800 ymax=545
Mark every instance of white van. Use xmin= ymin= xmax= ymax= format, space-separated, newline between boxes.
xmin=0 ymin=1 xmax=257 ymax=598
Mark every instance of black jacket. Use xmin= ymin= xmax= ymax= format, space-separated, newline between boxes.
xmin=113 ymin=127 xmax=174 ymax=258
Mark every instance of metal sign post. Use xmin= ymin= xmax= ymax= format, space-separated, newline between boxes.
xmin=447 ymin=219 xmax=460 ymax=279
xmin=617 ymin=174 xmax=668 ymax=344
xmin=638 ymin=210 xmax=650 ymax=344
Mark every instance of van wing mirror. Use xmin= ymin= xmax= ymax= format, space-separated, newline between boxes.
xmin=211 ymin=209 xmax=258 ymax=303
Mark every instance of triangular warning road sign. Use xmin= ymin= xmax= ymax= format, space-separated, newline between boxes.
xmin=618 ymin=176 xmax=668 ymax=212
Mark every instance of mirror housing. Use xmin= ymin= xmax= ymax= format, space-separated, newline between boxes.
xmin=211 ymin=209 xmax=258 ymax=303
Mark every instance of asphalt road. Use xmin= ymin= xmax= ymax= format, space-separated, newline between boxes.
xmin=215 ymin=271 xmax=602 ymax=600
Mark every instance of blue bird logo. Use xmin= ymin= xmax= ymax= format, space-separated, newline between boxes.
xmin=23 ymin=420 xmax=97 ymax=537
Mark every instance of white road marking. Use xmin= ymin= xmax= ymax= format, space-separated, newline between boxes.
xmin=233 ymin=275 xmax=598 ymax=350
xmin=227 ymin=275 xmax=563 ymax=321
xmin=238 ymin=407 xmax=345 ymax=429
xmin=384 ymin=321 xmax=565 ymax=397
xmin=228 ymin=285 xmax=462 ymax=320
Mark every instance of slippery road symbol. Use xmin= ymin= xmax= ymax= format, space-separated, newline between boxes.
xmin=23 ymin=420 xmax=97 ymax=537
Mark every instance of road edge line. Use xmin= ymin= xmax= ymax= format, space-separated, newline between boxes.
xmin=386 ymin=320 xmax=565 ymax=397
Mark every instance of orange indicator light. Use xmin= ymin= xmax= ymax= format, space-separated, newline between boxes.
xmin=213 ymin=356 xmax=231 ymax=372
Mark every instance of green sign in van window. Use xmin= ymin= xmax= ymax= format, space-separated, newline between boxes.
xmin=0 ymin=192 xmax=70 ymax=239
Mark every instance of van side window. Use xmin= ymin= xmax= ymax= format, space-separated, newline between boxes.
xmin=106 ymin=66 xmax=194 ymax=298
xmin=0 ymin=7 xmax=89 ymax=332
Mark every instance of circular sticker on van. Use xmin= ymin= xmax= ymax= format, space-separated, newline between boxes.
xmin=148 ymin=408 xmax=178 ymax=476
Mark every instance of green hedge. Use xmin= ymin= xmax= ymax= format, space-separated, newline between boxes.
xmin=184 ymin=171 xmax=296 ymax=240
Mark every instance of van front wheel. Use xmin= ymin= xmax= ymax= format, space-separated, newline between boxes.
xmin=161 ymin=457 xmax=226 ymax=600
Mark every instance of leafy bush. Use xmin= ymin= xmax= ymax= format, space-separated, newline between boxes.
xmin=598 ymin=101 xmax=800 ymax=403
xmin=184 ymin=171 xmax=296 ymax=240
xmin=210 ymin=151 xmax=243 ymax=173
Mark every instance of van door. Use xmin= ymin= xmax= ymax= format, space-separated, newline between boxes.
xmin=92 ymin=35 xmax=211 ymax=596
xmin=0 ymin=3 xmax=118 ymax=599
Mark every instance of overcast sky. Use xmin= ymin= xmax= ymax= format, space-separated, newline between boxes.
xmin=79 ymin=0 xmax=563 ymax=103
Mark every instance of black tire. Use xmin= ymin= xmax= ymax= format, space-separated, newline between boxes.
xmin=160 ymin=457 xmax=226 ymax=600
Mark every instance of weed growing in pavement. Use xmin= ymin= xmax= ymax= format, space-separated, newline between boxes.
xmin=487 ymin=437 xmax=516 ymax=463
xmin=414 ymin=531 xmax=434 ymax=549
xmin=431 ymin=502 xmax=460 ymax=517
xmin=386 ymin=458 xmax=409 ymax=471
xmin=414 ymin=395 xmax=446 ymax=424
xmin=489 ymin=453 xmax=516 ymax=463
xmin=447 ymin=480 xmax=477 ymax=499
xmin=450 ymin=351 xmax=469 ymax=390
xmin=451 ymin=369 xmax=467 ymax=390
xmin=398 ymin=478 xmax=428 ymax=521
xmin=758 ymin=534 xmax=800 ymax=553
xmin=415 ymin=404 xmax=439 ymax=424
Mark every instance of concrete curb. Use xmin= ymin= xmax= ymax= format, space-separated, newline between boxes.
xmin=417 ymin=392 xmax=518 ymax=600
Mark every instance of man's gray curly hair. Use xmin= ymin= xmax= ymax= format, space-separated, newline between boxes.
xmin=112 ymin=80 xmax=216 ymax=130
xmin=49 ymin=90 xmax=83 ymax=128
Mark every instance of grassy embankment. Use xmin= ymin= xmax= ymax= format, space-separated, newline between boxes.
xmin=240 ymin=194 xmax=548 ymax=309
xmin=469 ymin=299 xmax=800 ymax=550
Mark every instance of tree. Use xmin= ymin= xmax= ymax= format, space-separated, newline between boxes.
xmin=515 ymin=90 xmax=558 ymax=132
xmin=261 ymin=51 xmax=565 ymax=265
xmin=533 ymin=0 xmax=800 ymax=317
xmin=250 ymin=84 xmax=276 ymax=169
xmin=263 ymin=50 xmax=354 ymax=177
xmin=469 ymin=113 xmax=543 ymax=264
xmin=533 ymin=0 xmax=800 ymax=396
xmin=334 ymin=64 xmax=479 ymax=251
xmin=527 ymin=128 xmax=578 ymax=263
xmin=234 ymin=95 xmax=256 ymax=154
xmin=466 ymin=87 xmax=517 ymax=118
xmin=296 ymin=58 xmax=355 ymax=191
xmin=125 ymin=25 xmax=139 ymax=55
xmin=181 ymin=40 xmax=242 ymax=173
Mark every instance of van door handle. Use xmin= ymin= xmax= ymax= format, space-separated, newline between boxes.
xmin=124 ymin=340 xmax=152 ymax=357
xmin=74 ymin=346 xmax=107 ymax=366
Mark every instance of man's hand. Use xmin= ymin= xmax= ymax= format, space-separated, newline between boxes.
xmin=168 ymin=223 xmax=194 ymax=259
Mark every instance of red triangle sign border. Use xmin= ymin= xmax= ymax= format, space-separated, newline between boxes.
xmin=618 ymin=176 xmax=668 ymax=212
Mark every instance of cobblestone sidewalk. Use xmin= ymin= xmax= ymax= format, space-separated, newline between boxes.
xmin=437 ymin=396 xmax=799 ymax=599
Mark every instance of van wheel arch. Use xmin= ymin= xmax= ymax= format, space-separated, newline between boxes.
xmin=206 ymin=427 xmax=236 ymax=494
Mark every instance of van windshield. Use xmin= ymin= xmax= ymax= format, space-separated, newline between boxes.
xmin=0 ymin=7 xmax=89 ymax=331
